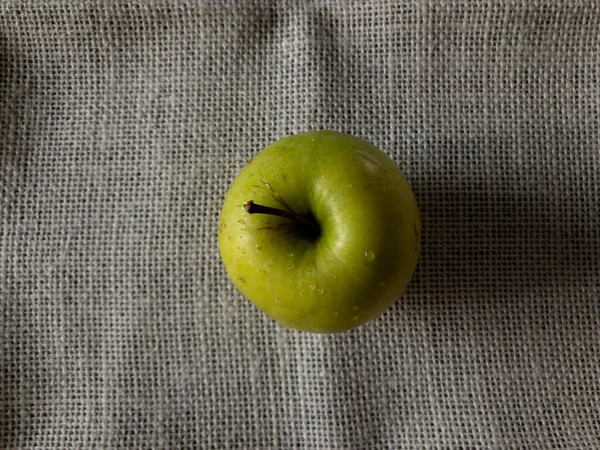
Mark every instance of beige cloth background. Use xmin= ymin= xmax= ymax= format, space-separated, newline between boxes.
xmin=1 ymin=1 xmax=599 ymax=448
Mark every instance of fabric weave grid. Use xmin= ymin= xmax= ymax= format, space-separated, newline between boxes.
xmin=1 ymin=2 xmax=599 ymax=449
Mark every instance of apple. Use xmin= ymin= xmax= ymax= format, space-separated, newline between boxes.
xmin=218 ymin=130 xmax=420 ymax=333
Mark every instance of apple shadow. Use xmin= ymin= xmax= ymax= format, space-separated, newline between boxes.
xmin=405 ymin=174 xmax=599 ymax=316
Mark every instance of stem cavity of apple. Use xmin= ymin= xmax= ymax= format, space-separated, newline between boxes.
xmin=244 ymin=200 xmax=320 ymax=239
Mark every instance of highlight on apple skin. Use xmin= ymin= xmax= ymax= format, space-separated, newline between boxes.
xmin=218 ymin=130 xmax=420 ymax=333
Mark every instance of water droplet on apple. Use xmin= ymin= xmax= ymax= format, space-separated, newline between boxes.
xmin=327 ymin=271 xmax=336 ymax=280
xmin=346 ymin=183 xmax=353 ymax=188
xmin=317 ymin=288 xmax=324 ymax=294
xmin=306 ymin=267 xmax=315 ymax=276
xmin=379 ymin=281 xmax=385 ymax=286
xmin=287 ymin=264 xmax=294 ymax=270
xmin=256 ymin=245 xmax=262 ymax=251
xmin=288 ymin=253 xmax=295 ymax=257
xmin=352 ymin=315 xmax=359 ymax=321
xmin=237 ymin=219 xmax=247 ymax=230
xmin=364 ymin=250 xmax=375 ymax=263
xmin=309 ymin=284 xmax=316 ymax=291
xmin=352 ymin=306 xmax=359 ymax=310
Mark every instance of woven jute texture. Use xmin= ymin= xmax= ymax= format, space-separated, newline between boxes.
xmin=1 ymin=1 xmax=599 ymax=448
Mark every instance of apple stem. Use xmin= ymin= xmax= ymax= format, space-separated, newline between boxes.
xmin=244 ymin=200 xmax=319 ymax=237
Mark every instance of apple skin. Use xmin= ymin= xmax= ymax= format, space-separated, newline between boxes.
xmin=218 ymin=130 xmax=420 ymax=333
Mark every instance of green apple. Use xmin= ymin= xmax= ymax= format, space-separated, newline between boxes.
xmin=218 ymin=130 xmax=420 ymax=333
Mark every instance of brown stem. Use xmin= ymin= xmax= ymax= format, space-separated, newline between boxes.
xmin=244 ymin=200 xmax=319 ymax=236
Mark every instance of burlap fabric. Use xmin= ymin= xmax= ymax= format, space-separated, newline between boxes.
xmin=1 ymin=1 xmax=599 ymax=448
